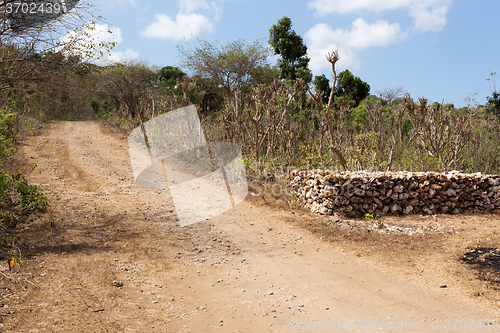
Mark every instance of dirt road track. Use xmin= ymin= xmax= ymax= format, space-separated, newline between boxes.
xmin=1 ymin=121 xmax=498 ymax=332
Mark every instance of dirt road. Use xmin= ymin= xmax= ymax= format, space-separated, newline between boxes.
xmin=1 ymin=121 xmax=498 ymax=332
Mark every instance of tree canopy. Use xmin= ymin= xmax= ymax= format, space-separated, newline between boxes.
xmin=157 ymin=66 xmax=186 ymax=88
xmin=268 ymin=16 xmax=311 ymax=82
xmin=334 ymin=69 xmax=370 ymax=107
xmin=312 ymin=70 xmax=370 ymax=107
xmin=177 ymin=39 xmax=277 ymax=100
xmin=96 ymin=61 xmax=155 ymax=118
xmin=312 ymin=74 xmax=331 ymax=104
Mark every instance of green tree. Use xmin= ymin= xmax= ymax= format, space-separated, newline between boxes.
xmin=312 ymin=74 xmax=331 ymax=104
xmin=191 ymin=76 xmax=225 ymax=115
xmin=269 ymin=16 xmax=311 ymax=82
xmin=177 ymin=39 xmax=277 ymax=105
xmin=97 ymin=61 xmax=155 ymax=118
xmin=158 ymin=66 xmax=186 ymax=89
xmin=487 ymin=92 xmax=500 ymax=111
xmin=90 ymin=99 xmax=101 ymax=114
xmin=334 ymin=69 xmax=370 ymax=107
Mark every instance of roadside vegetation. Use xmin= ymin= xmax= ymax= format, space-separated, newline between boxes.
xmin=0 ymin=2 xmax=113 ymax=265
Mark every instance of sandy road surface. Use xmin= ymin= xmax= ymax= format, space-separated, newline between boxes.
xmin=1 ymin=120 xmax=498 ymax=332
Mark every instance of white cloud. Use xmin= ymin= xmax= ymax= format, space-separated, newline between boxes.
xmin=180 ymin=0 xmax=210 ymax=13
xmin=59 ymin=22 xmax=139 ymax=65
xmin=307 ymin=0 xmax=453 ymax=32
xmin=108 ymin=48 xmax=140 ymax=63
xmin=141 ymin=13 xmax=213 ymax=40
xmin=307 ymin=0 xmax=411 ymax=15
xmin=305 ymin=19 xmax=405 ymax=72
xmin=304 ymin=0 xmax=452 ymax=72
xmin=409 ymin=0 xmax=452 ymax=32
xmin=347 ymin=18 xmax=405 ymax=48
xmin=141 ymin=0 xmax=223 ymax=40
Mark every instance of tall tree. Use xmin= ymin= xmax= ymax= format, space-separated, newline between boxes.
xmin=177 ymin=39 xmax=277 ymax=103
xmin=96 ymin=61 xmax=155 ymax=118
xmin=269 ymin=16 xmax=311 ymax=82
xmin=307 ymin=51 xmax=348 ymax=170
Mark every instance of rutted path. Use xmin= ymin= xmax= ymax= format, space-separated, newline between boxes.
xmin=1 ymin=121 xmax=498 ymax=332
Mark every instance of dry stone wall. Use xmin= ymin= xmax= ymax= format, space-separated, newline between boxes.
xmin=291 ymin=169 xmax=500 ymax=217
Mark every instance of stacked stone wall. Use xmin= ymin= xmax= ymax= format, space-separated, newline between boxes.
xmin=291 ymin=170 xmax=500 ymax=217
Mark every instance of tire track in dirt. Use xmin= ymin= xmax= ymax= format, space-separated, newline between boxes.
xmin=1 ymin=120 xmax=498 ymax=332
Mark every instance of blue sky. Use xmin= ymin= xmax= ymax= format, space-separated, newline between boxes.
xmin=72 ymin=0 xmax=500 ymax=107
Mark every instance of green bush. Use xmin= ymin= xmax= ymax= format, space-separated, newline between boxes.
xmin=0 ymin=108 xmax=48 ymax=230
xmin=101 ymin=99 xmax=114 ymax=112
xmin=0 ymin=172 xmax=48 ymax=229
xmin=0 ymin=109 xmax=18 ymax=164
xmin=90 ymin=99 xmax=101 ymax=114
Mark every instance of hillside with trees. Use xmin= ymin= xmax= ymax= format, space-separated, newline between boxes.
xmin=68 ymin=17 xmax=499 ymax=176
xmin=2 ymin=12 xmax=500 ymax=176
xmin=2 ymin=14 xmax=499 ymax=180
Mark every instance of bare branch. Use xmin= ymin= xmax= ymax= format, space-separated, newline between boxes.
xmin=325 ymin=50 xmax=339 ymax=109
xmin=377 ymin=86 xmax=404 ymax=104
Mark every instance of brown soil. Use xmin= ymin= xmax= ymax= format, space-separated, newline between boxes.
xmin=1 ymin=120 xmax=499 ymax=332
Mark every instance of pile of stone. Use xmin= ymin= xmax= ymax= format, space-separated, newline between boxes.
xmin=291 ymin=169 xmax=500 ymax=217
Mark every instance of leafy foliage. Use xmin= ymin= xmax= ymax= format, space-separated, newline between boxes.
xmin=95 ymin=61 xmax=155 ymax=118
xmin=0 ymin=108 xmax=17 ymax=162
xmin=90 ymin=99 xmax=101 ymax=114
xmin=178 ymin=39 xmax=277 ymax=98
xmin=487 ymin=91 xmax=500 ymax=119
xmin=312 ymin=74 xmax=331 ymax=104
xmin=334 ymin=70 xmax=370 ymax=107
xmin=157 ymin=66 xmax=186 ymax=89
xmin=268 ymin=17 xmax=311 ymax=82
xmin=487 ymin=91 xmax=500 ymax=110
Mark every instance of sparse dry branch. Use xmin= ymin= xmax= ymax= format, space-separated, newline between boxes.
xmin=404 ymin=94 xmax=471 ymax=171
xmin=325 ymin=51 xmax=340 ymax=110
xmin=307 ymin=50 xmax=348 ymax=171
xmin=0 ymin=2 xmax=114 ymax=94
xmin=377 ymin=86 xmax=404 ymax=104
